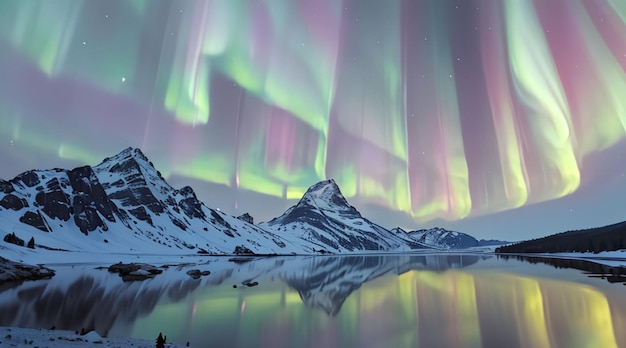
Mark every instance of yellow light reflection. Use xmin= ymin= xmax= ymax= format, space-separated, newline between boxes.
xmin=132 ymin=267 xmax=622 ymax=348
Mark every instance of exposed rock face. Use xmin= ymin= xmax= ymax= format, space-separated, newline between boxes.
xmin=178 ymin=186 xmax=205 ymax=219
xmin=15 ymin=171 xmax=40 ymax=188
xmin=0 ymin=147 xmax=300 ymax=254
xmin=19 ymin=211 xmax=49 ymax=232
xmin=0 ymin=193 xmax=28 ymax=210
xmin=233 ymin=245 xmax=255 ymax=255
xmin=0 ymin=180 xmax=14 ymax=194
xmin=68 ymin=166 xmax=118 ymax=234
xmin=35 ymin=177 xmax=71 ymax=221
xmin=1 ymin=165 xmax=113 ymax=235
xmin=236 ymin=213 xmax=254 ymax=224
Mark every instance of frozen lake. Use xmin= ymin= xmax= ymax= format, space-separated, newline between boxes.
xmin=1 ymin=254 xmax=625 ymax=347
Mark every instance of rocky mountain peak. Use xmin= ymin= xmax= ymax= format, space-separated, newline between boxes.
xmin=99 ymin=147 xmax=149 ymax=165
xmin=298 ymin=179 xmax=351 ymax=211
xmin=304 ymin=179 xmax=338 ymax=193
xmin=93 ymin=147 xmax=169 ymax=197
xmin=407 ymin=227 xmax=477 ymax=249
xmin=94 ymin=147 xmax=157 ymax=178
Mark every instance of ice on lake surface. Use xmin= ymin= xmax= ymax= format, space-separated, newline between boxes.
xmin=1 ymin=254 xmax=626 ymax=347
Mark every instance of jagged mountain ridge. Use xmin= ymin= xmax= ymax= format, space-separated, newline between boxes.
xmin=0 ymin=148 xmax=301 ymax=254
xmin=259 ymin=179 xmax=427 ymax=252
xmin=392 ymin=227 xmax=480 ymax=250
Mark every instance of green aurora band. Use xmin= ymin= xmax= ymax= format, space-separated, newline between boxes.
xmin=0 ymin=0 xmax=625 ymax=232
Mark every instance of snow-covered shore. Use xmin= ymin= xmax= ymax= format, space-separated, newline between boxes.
xmin=0 ymin=327 xmax=187 ymax=347
xmin=539 ymin=250 xmax=626 ymax=268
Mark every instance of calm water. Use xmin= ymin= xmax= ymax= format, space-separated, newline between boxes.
xmin=2 ymin=254 xmax=626 ymax=347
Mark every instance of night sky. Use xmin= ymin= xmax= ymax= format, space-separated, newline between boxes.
xmin=0 ymin=0 xmax=625 ymax=240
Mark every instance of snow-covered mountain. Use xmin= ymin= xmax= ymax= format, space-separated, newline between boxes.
xmin=0 ymin=148 xmax=304 ymax=255
xmin=392 ymin=227 xmax=479 ymax=250
xmin=259 ymin=179 xmax=427 ymax=252
xmin=0 ymin=147 xmax=496 ymax=256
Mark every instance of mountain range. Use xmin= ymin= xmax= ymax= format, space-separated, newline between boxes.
xmin=0 ymin=147 xmax=502 ymax=255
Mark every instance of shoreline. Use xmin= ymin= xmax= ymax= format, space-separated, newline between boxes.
xmin=0 ymin=327 xmax=187 ymax=347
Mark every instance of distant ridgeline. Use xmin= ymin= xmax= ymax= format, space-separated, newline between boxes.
xmin=496 ymin=221 xmax=626 ymax=254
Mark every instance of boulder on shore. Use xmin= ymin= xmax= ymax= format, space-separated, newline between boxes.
xmin=0 ymin=257 xmax=55 ymax=289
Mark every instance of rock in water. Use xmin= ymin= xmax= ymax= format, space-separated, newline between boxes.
xmin=107 ymin=262 xmax=163 ymax=281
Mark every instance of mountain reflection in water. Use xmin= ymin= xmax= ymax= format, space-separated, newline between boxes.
xmin=1 ymin=254 xmax=625 ymax=347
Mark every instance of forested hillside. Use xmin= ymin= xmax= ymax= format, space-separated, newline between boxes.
xmin=496 ymin=221 xmax=626 ymax=253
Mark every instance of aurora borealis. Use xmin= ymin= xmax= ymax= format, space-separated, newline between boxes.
xmin=0 ymin=0 xmax=625 ymax=238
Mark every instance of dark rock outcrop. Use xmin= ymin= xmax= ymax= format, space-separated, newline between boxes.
xmin=0 ymin=194 xmax=28 ymax=210
xmin=15 ymin=171 xmax=40 ymax=188
xmin=186 ymin=269 xmax=210 ymax=279
xmin=3 ymin=232 xmax=24 ymax=246
xmin=27 ymin=237 xmax=35 ymax=249
xmin=0 ymin=257 xmax=55 ymax=288
xmin=68 ymin=166 xmax=117 ymax=234
xmin=233 ymin=246 xmax=255 ymax=255
xmin=236 ymin=213 xmax=254 ymax=224
xmin=19 ymin=211 xmax=49 ymax=232
xmin=107 ymin=262 xmax=163 ymax=281
xmin=177 ymin=186 xmax=205 ymax=219
xmin=2 ymin=165 xmax=117 ymax=235
xmin=0 ymin=180 xmax=14 ymax=194
xmin=35 ymin=177 xmax=71 ymax=221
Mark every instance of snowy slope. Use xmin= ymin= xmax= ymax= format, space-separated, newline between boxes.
xmin=259 ymin=179 xmax=428 ymax=253
xmin=0 ymin=148 xmax=304 ymax=255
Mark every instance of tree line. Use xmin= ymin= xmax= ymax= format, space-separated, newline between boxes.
xmin=495 ymin=220 xmax=626 ymax=254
